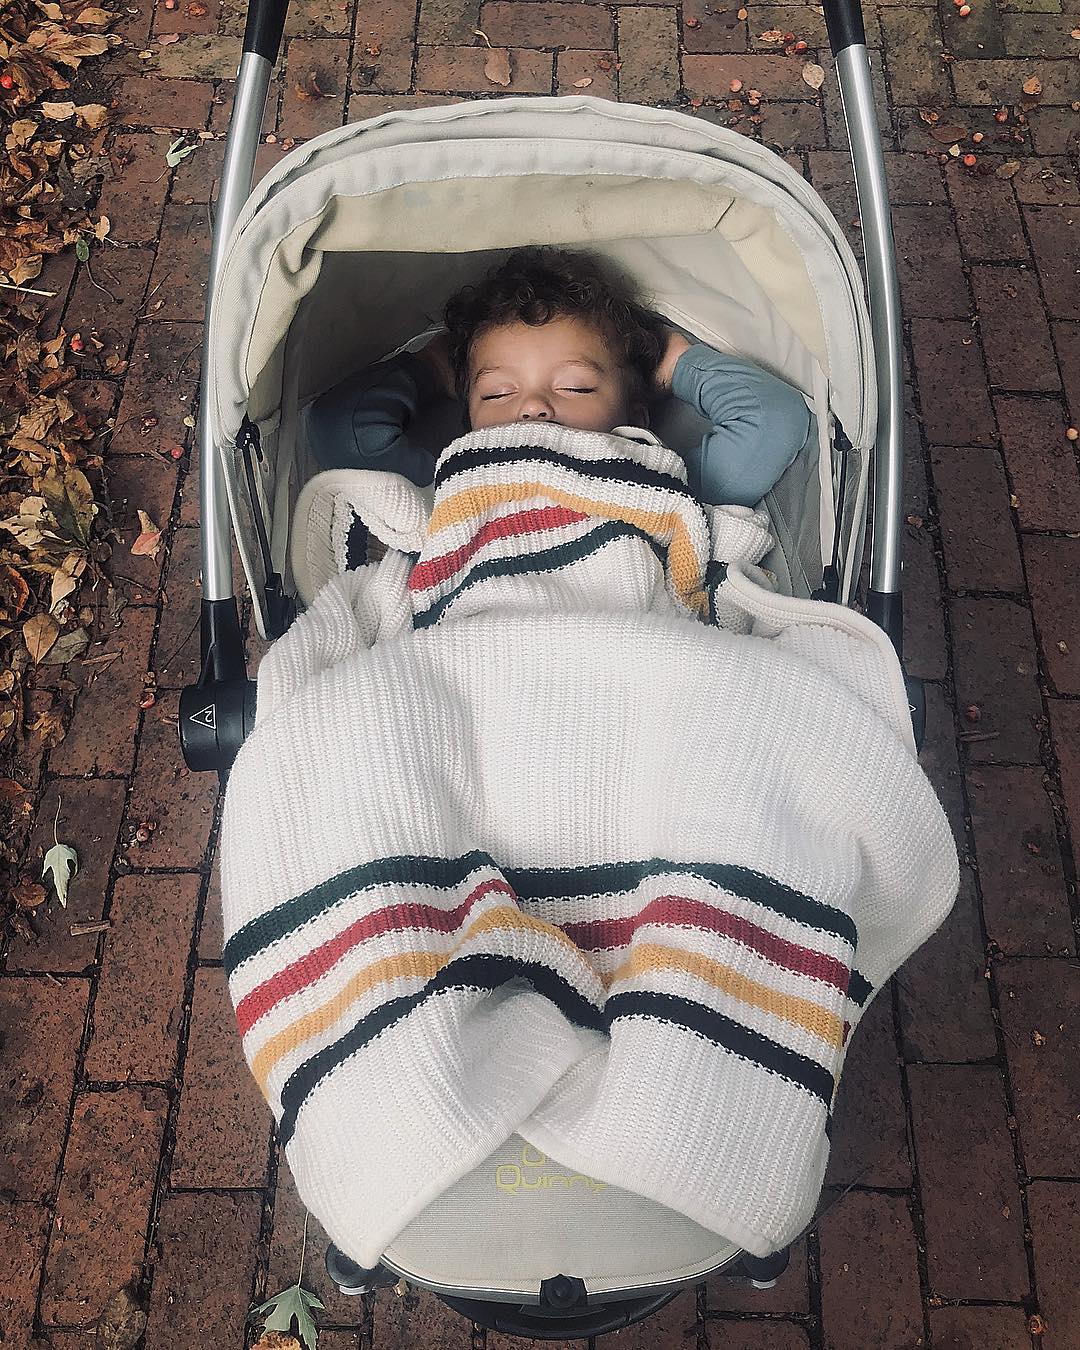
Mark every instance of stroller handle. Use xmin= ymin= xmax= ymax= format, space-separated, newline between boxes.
xmin=238 ymin=0 xmax=871 ymax=63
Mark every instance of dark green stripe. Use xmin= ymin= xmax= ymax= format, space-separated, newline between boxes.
xmin=277 ymin=952 xmax=605 ymax=1148
xmin=847 ymin=969 xmax=872 ymax=1006
xmin=223 ymin=851 xmax=494 ymax=977
xmin=434 ymin=442 xmax=698 ymax=503
xmin=607 ymin=989 xmax=835 ymax=1105
xmin=505 ymin=859 xmax=858 ymax=949
xmin=412 ymin=518 xmax=668 ymax=629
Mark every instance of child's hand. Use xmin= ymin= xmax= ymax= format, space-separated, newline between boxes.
xmin=417 ymin=333 xmax=457 ymax=399
xmin=654 ymin=329 xmax=692 ymax=394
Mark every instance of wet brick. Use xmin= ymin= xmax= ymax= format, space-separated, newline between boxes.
xmin=952 ymin=59 xmax=1080 ymax=107
xmin=479 ymin=1 xmax=613 ymax=48
xmin=268 ymin=1150 xmax=364 ymax=1328
xmin=124 ymin=693 xmax=217 ymax=870
xmin=968 ymin=766 xmax=1074 ymax=956
xmin=818 ymin=1190 xmax=923 ymax=1350
xmin=616 ymin=8 xmax=680 ymax=104
xmin=808 ymin=153 xmax=864 ymax=257
xmin=145 ymin=204 xmax=212 ymax=324
xmin=350 ymin=31 xmax=415 ymax=100
xmin=96 ymin=134 xmax=172 ymax=244
xmin=1050 ymin=699 xmax=1080 ymax=872
xmin=683 ymin=54 xmax=816 ymax=100
xmin=930 ymin=447 xmax=1024 ymax=593
xmin=996 ymin=395 xmax=1080 ymax=531
xmin=278 ymin=39 xmax=352 ymax=138
xmin=749 ymin=4 xmax=829 ymax=48
xmin=681 ymin=0 xmax=746 ymax=53
xmin=144 ymin=1191 xmax=262 ymax=1343
xmin=1024 ymin=536 xmax=1080 ymax=695
xmin=110 ymin=320 xmax=200 ymax=455
xmin=370 ymin=1285 xmax=476 ymax=1347
xmin=941 ymin=0 xmax=1004 ymax=56
xmin=1030 ymin=110 xmax=1080 ymax=156
xmin=556 ymin=51 xmax=617 ymax=99
xmin=1053 ymin=322 xmax=1080 ymax=424
xmin=0 ymin=1201 xmax=49 ymax=1347
xmin=826 ymin=993 xmax=911 ymax=1188
xmin=101 ymin=453 xmax=179 ymax=599
xmin=897 ymin=865 xmax=998 ymax=1063
xmin=706 ymin=1237 xmax=808 ymax=1314
xmin=47 ymin=605 xmax=155 ymax=777
xmin=152 ymin=34 xmax=242 ymax=79
xmin=971 ymin=266 xmax=1061 ymax=392
xmin=997 ymin=958 xmax=1080 ymax=1177
xmin=0 ymin=978 xmax=88 ymax=1202
xmin=880 ymin=7 xmax=950 ymax=105
xmin=153 ymin=526 xmax=203 ymax=689
xmin=1024 ymin=205 xmax=1080 ymax=320
xmin=908 ymin=1064 xmax=1028 ymax=1299
xmin=919 ymin=681 xmax=965 ymax=838
xmin=416 ymin=44 xmax=554 ymax=94
xmin=945 ymin=163 xmax=1029 ymax=262
xmin=670 ymin=1321 xmax=809 ymax=1350
xmin=930 ymin=1305 xmax=1034 ymax=1349
xmin=7 ymin=779 xmax=126 ymax=974
xmin=346 ymin=92 xmax=464 ymax=118
xmin=63 ymin=247 xmax=155 ymax=371
xmin=949 ymin=597 xmax=1043 ymax=765
xmin=84 ymin=873 xmax=201 ymax=1083
xmin=199 ymin=844 xmax=223 ymax=959
xmin=884 ymin=152 xmax=947 ymax=205
xmin=903 ymin=519 xmax=948 ymax=681
xmin=758 ymin=101 xmax=828 ymax=152
xmin=1027 ymin=1181 xmax=1080 ymax=1342
xmin=40 ymin=1088 xmax=168 ymax=1325
xmin=909 ymin=320 xmax=996 ymax=446
xmin=1011 ymin=158 xmax=1080 ymax=207
xmin=112 ymin=77 xmax=215 ymax=129
xmin=171 ymin=967 xmax=270 ymax=1187
xmin=418 ymin=0 xmax=482 ymax=45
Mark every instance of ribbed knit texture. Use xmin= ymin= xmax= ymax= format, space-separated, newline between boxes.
xmin=223 ymin=424 xmax=958 ymax=1271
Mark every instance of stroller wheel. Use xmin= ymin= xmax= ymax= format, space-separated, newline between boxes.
xmin=324 ymin=1243 xmax=396 ymax=1296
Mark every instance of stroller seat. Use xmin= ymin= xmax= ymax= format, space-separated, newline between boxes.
xmin=382 ymin=1133 xmax=740 ymax=1298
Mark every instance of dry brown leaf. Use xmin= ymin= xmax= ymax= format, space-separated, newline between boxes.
xmin=23 ymin=612 xmax=59 ymax=663
xmin=995 ymin=159 xmax=1022 ymax=179
xmin=294 ymin=68 xmax=329 ymax=99
xmin=12 ymin=881 xmax=45 ymax=910
xmin=74 ymin=6 xmax=111 ymax=23
xmin=131 ymin=509 xmax=162 ymax=558
xmin=95 ymin=1286 xmax=147 ymax=1350
xmin=41 ymin=99 xmax=76 ymax=119
xmin=253 ymin=1334 xmax=303 ymax=1350
xmin=572 ymin=76 xmax=593 ymax=87
xmin=758 ymin=28 xmax=783 ymax=40
xmin=1022 ymin=75 xmax=1042 ymax=96
xmin=157 ymin=31 xmax=180 ymax=43
xmin=801 ymin=61 xmax=825 ymax=90
xmin=929 ymin=123 xmax=968 ymax=142
xmin=484 ymin=46 xmax=512 ymax=86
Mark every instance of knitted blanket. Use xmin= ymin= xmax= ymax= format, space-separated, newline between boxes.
xmin=223 ymin=423 xmax=958 ymax=1272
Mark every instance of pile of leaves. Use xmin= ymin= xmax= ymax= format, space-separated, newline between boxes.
xmin=1 ymin=0 xmax=119 ymax=905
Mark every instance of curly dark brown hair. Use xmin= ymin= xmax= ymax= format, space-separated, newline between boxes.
xmin=443 ymin=247 xmax=668 ymax=410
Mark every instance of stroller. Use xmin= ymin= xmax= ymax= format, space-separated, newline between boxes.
xmin=180 ymin=0 xmax=926 ymax=1338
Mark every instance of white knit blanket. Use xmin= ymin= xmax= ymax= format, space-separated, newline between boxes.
xmin=223 ymin=423 xmax=958 ymax=1271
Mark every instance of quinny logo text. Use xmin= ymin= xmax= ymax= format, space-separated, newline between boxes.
xmin=495 ymin=1143 xmax=608 ymax=1196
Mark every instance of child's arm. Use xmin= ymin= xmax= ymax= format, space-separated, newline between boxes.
xmin=304 ymin=341 xmax=454 ymax=487
xmin=661 ymin=337 xmax=812 ymax=507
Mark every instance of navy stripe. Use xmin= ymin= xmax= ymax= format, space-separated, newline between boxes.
xmin=505 ymin=859 xmax=858 ymax=949
xmin=606 ymin=990 xmax=835 ymax=1106
xmin=223 ymin=851 xmax=495 ymax=977
xmin=412 ymin=518 xmax=668 ymax=629
xmin=847 ymin=969 xmax=872 ymax=1007
xmin=434 ymin=443 xmax=697 ymax=503
xmin=277 ymin=952 xmax=605 ymax=1148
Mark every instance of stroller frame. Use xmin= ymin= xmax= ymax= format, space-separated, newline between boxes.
xmin=182 ymin=3 xmax=914 ymax=1339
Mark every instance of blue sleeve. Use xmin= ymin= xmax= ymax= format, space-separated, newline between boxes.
xmin=670 ymin=343 xmax=812 ymax=507
xmin=304 ymin=352 xmax=441 ymax=487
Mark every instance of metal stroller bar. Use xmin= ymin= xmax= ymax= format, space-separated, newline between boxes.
xmin=181 ymin=0 xmax=911 ymax=765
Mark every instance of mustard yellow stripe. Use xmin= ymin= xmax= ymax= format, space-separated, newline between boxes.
xmin=250 ymin=905 xmax=585 ymax=1094
xmin=428 ymin=482 xmax=707 ymax=614
xmin=611 ymin=942 xmax=844 ymax=1049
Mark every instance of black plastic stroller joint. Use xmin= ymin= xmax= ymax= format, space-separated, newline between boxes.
xmin=438 ymin=1285 xmax=680 ymax=1340
xmin=178 ymin=598 xmax=257 ymax=775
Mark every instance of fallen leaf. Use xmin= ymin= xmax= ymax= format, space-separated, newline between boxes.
xmin=1022 ymin=75 xmax=1042 ymax=96
xmin=131 ymin=509 xmax=163 ymax=558
xmin=23 ymin=612 xmax=59 ymax=663
xmin=12 ymin=881 xmax=45 ymax=910
xmin=295 ymin=68 xmax=329 ymax=99
xmin=572 ymin=76 xmax=592 ymax=87
xmin=801 ymin=61 xmax=825 ymax=90
xmin=74 ymin=5 xmax=111 ymax=23
xmin=165 ymin=135 xmax=198 ymax=167
xmin=484 ymin=46 xmax=512 ymax=86
xmin=253 ymin=1284 xmax=325 ymax=1350
xmin=995 ymin=159 xmax=1022 ymax=179
xmin=74 ymin=101 xmax=108 ymax=128
xmin=929 ymin=123 xmax=968 ymax=142
xmin=758 ymin=28 xmax=783 ymax=40
xmin=41 ymin=100 xmax=77 ymax=119
xmin=42 ymin=841 xmax=78 ymax=907
xmin=40 ymin=627 xmax=90 ymax=665
xmin=157 ymin=31 xmax=180 ymax=43
xmin=254 ymin=1335 xmax=304 ymax=1350
xmin=189 ymin=0 xmax=209 ymax=13
xmin=95 ymin=1285 xmax=147 ymax=1350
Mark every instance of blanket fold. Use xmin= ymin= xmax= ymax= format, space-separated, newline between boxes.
xmin=224 ymin=423 xmax=957 ymax=1271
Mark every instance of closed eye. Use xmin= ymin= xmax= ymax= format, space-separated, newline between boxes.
xmin=561 ymin=387 xmax=596 ymax=394
xmin=480 ymin=392 xmax=511 ymax=400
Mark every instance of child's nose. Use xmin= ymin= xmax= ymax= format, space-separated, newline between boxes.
xmin=518 ymin=392 xmax=554 ymax=421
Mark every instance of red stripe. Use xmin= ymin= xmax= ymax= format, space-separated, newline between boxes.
xmin=235 ymin=876 xmax=515 ymax=1035
xmin=561 ymin=895 xmax=851 ymax=993
xmin=408 ymin=505 xmax=588 ymax=591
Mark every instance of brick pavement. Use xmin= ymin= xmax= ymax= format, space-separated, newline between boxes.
xmin=2 ymin=0 xmax=1079 ymax=1343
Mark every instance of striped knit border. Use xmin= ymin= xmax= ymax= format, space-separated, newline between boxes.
xmin=223 ymin=853 xmax=859 ymax=978
xmin=433 ymin=443 xmax=698 ymax=502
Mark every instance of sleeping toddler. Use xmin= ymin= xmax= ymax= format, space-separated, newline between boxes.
xmin=302 ymin=247 xmax=812 ymax=509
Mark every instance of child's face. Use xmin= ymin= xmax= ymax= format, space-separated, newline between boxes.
xmin=467 ymin=316 xmax=633 ymax=433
